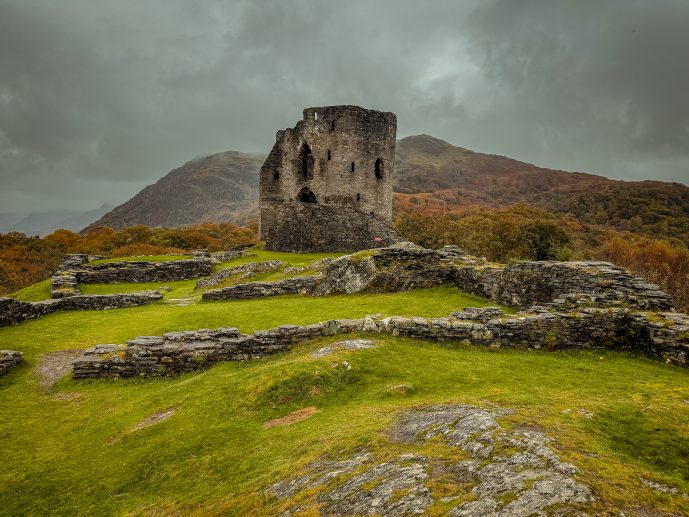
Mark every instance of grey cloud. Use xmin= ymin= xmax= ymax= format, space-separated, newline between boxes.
xmin=0 ymin=0 xmax=687 ymax=215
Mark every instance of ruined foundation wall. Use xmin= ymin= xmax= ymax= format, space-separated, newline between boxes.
xmin=0 ymin=291 xmax=162 ymax=327
xmin=72 ymin=308 xmax=689 ymax=379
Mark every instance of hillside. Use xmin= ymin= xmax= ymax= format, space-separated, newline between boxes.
xmin=83 ymin=152 xmax=263 ymax=232
xmin=83 ymin=136 xmax=689 ymax=245
xmin=394 ymin=135 xmax=689 ymax=244
xmin=1 ymin=248 xmax=688 ymax=515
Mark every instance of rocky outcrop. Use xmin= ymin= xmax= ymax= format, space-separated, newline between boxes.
xmin=202 ymin=276 xmax=318 ymax=301
xmin=268 ymin=405 xmax=593 ymax=515
xmin=72 ymin=307 xmax=689 ymax=379
xmin=0 ymin=291 xmax=162 ymax=327
xmin=0 ymin=350 xmax=23 ymax=376
xmin=201 ymin=243 xmax=674 ymax=312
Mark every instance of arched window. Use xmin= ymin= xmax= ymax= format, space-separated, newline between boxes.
xmin=300 ymin=142 xmax=313 ymax=180
xmin=375 ymin=158 xmax=383 ymax=179
xmin=273 ymin=171 xmax=280 ymax=181
xmin=299 ymin=187 xmax=317 ymax=203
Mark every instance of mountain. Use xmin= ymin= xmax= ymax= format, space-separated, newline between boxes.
xmin=2 ymin=205 xmax=113 ymax=236
xmin=83 ymin=135 xmax=689 ymax=245
xmin=394 ymin=135 xmax=689 ymax=244
xmin=83 ymin=151 xmax=264 ymax=232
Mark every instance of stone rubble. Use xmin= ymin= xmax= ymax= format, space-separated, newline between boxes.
xmin=0 ymin=350 xmax=23 ymax=376
xmin=311 ymin=339 xmax=376 ymax=358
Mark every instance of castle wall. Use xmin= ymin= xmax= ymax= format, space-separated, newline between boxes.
xmin=259 ymin=105 xmax=398 ymax=252
xmin=72 ymin=308 xmax=689 ymax=379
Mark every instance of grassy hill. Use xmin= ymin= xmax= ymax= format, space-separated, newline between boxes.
xmin=1 ymin=250 xmax=688 ymax=515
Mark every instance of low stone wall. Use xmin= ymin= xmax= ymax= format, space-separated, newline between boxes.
xmin=72 ymin=307 xmax=689 ymax=379
xmin=202 ymin=277 xmax=319 ymax=301
xmin=195 ymin=261 xmax=284 ymax=290
xmin=0 ymin=350 xmax=23 ymax=376
xmin=76 ymin=252 xmax=212 ymax=284
xmin=0 ymin=291 xmax=162 ymax=327
xmin=50 ymin=251 xmax=213 ymax=299
xmin=452 ymin=260 xmax=672 ymax=311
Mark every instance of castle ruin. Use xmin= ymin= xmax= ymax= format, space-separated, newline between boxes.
xmin=259 ymin=105 xmax=401 ymax=252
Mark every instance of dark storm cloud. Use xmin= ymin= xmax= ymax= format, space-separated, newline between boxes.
xmin=1 ymin=0 xmax=688 ymax=214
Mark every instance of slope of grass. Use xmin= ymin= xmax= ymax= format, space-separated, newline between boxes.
xmin=7 ymin=279 xmax=52 ymax=301
xmin=0 ymin=249 xmax=688 ymax=515
xmin=0 ymin=333 xmax=687 ymax=515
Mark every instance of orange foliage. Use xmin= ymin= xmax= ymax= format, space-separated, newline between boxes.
xmin=595 ymin=235 xmax=689 ymax=312
xmin=0 ymin=223 xmax=257 ymax=296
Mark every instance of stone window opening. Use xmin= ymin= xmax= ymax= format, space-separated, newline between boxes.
xmin=299 ymin=187 xmax=317 ymax=204
xmin=375 ymin=158 xmax=383 ymax=179
xmin=314 ymin=111 xmax=319 ymax=120
xmin=300 ymin=142 xmax=314 ymax=180
xmin=273 ymin=171 xmax=280 ymax=181
xmin=327 ymin=149 xmax=331 ymax=160
xmin=331 ymin=120 xmax=335 ymax=131
xmin=351 ymin=162 xmax=355 ymax=172
xmin=357 ymin=193 xmax=360 ymax=202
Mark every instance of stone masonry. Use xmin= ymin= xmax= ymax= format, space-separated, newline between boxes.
xmin=203 ymin=242 xmax=673 ymax=311
xmin=72 ymin=307 xmax=689 ymax=379
xmin=0 ymin=291 xmax=162 ymax=327
xmin=0 ymin=350 xmax=23 ymax=376
xmin=259 ymin=105 xmax=401 ymax=252
xmin=50 ymin=251 xmax=213 ymax=298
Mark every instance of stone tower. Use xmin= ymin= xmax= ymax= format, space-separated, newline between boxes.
xmin=259 ymin=105 xmax=400 ymax=252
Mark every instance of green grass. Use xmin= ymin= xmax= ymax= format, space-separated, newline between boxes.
xmin=212 ymin=248 xmax=342 ymax=272
xmin=90 ymin=255 xmax=193 ymax=264
xmin=0 ymin=332 xmax=687 ymax=515
xmin=0 ymin=250 xmax=688 ymax=515
xmin=8 ymin=279 xmax=52 ymax=301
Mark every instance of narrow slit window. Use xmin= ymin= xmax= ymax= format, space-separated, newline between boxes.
xmin=273 ymin=171 xmax=280 ymax=181
xmin=351 ymin=162 xmax=355 ymax=172
xmin=375 ymin=158 xmax=383 ymax=179
xmin=357 ymin=193 xmax=360 ymax=202
xmin=327 ymin=149 xmax=331 ymax=160
xmin=314 ymin=111 xmax=319 ymax=120
xmin=331 ymin=120 xmax=335 ymax=131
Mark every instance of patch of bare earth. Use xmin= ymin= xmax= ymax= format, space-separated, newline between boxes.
xmin=36 ymin=349 xmax=85 ymax=389
xmin=263 ymin=407 xmax=318 ymax=428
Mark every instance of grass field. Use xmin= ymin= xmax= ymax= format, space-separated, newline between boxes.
xmin=1 ymin=251 xmax=688 ymax=515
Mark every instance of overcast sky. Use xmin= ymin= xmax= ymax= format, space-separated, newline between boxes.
xmin=1 ymin=0 xmax=688 ymax=214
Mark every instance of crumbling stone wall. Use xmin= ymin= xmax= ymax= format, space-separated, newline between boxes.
xmin=50 ymin=251 xmax=213 ymax=298
xmin=259 ymin=105 xmax=400 ymax=252
xmin=0 ymin=350 xmax=23 ymax=376
xmin=202 ymin=243 xmax=673 ymax=311
xmin=0 ymin=291 xmax=162 ymax=327
xmin=72 ymin=308 xmax=689 ymax=379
